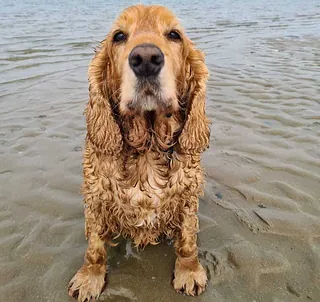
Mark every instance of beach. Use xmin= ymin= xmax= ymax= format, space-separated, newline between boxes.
xmin=0 ymin=0 xmax=320 ymax=301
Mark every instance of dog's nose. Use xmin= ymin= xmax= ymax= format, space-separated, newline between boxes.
xmin=129 ymin=44 xmax=164 ymax=77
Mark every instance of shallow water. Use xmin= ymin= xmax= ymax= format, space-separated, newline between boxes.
xmin=1 ymin=0 xmax=320 ymax=301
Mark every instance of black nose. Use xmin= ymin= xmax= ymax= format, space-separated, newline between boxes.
xmin=129 ymin=43 xmax=164 ymax=77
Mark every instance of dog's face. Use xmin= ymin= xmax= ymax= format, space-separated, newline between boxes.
xmin=107 ymin=5 xmax=186 ymax=116
xmin=86 ymin=5 xmax=209 ymax=156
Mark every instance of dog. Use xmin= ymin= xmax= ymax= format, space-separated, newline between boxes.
xmin=68 ymin=5 xmax=210 ymax=301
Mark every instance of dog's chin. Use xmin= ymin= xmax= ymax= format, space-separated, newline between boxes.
xmin=122 ymin=93 xmax=176 ymax=117
xmin=137 ymin=95 xmax=160 ymax=112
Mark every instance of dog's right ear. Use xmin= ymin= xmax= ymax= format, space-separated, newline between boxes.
xmin=85 ymin=38 xmax=123 ymax=156
xmin=178 ymin=38 xmax=210 ymax=154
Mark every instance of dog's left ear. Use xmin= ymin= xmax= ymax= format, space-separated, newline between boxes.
xmin=85 ymin=38 xmax=123 ymax=156
xmin=178 ymin=39 xmax=210 ymax=154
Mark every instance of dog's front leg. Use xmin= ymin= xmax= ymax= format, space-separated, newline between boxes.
xmin=68 ymin=232 xmax=108 ymax=301
xmin=172 ymin=203 xmax=207 ymax=296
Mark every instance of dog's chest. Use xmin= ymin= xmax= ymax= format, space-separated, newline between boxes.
xmin=112 ymin=152 xmax=183 ymax=227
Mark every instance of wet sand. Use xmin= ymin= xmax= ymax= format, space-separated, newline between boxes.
xmin=1 ymin=0 xmax=320 ymax=301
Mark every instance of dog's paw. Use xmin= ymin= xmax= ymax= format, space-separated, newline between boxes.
xmin=172 ymin=259 xmax=207 ymax=296
xmin=68 ymin=264 xmax=107 ymax=302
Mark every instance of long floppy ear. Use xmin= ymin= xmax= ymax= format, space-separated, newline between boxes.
xmin=178 ymin=40 xmax=210 ymax=154
xmin=85 ymin=38 xmax=123 ymax=156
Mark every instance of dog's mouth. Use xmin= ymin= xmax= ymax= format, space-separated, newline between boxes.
xmin=137 ymin=77 xmax=160 ymax=97
xmin=127 ymin=78 xmax=173 ymax=114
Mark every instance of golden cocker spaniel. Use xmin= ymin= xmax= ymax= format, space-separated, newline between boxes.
xmin=68 ymin=4 xmax=210 ymax=301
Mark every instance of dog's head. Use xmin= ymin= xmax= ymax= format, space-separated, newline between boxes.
xmin=114 ymin=5 xmax=185 ymax=115
xmin=87 ymin=5 xmax=209 ymax=155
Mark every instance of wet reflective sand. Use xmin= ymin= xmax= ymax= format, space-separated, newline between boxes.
xmin=1 ymin=0 xmax=319 ymax=301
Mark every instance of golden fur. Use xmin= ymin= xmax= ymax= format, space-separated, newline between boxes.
xmin=68 ymin=5 xmax=210 ymax=301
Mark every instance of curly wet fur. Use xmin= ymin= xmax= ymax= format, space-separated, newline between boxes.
xmin=69 ymin=5 xmax=210 ymax=301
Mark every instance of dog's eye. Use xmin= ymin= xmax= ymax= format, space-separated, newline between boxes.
xmin=167 ymin=30 xmax=181 ymax=41
xmin=113 ymin=31 xmax=127 ymax=43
